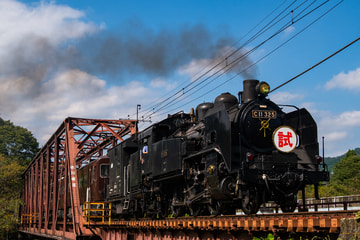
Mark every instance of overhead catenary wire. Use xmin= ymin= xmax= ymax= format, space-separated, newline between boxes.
xmin=147 ymin=0 xmax=341 ymax=118
xmin=135 ymin=0 xmax=341 ymax=122
xmin=270 ymin=35 xmax=360 ymax=93
xmin=154 ymin=32 xmax=358 ymax=121
xmin=133 ymin=0 xmax=291 ymax=118
xmin=218 ymin=0 xmax=345 ymax=92
xmin=135 ymin=0 xmax=307 ymax=118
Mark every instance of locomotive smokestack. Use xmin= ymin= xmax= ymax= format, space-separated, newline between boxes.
xmin=242 ymin=79 xmax=259 ymax=103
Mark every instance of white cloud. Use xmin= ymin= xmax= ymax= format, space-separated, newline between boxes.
xmin=325 ymin=67 xmax=360 ymax=90
xmin=0 ymin=0 xmax=104 ymax=112
xmin=0 ymin=0 xmax=178 ymax=147
xmin=299 ymin=102 xmax=317 ymax=112
xmin=150 ymin=78 xmax=167 ymax=88
xmin=320 ymin=111 xmax=360 ymax=128
xmin=269 ymin=91 xmax=304 ymax=104
xmin=317 ymin=110 xmax=360 ymax=156
xmin=4 ymin=69 xmax=169 ymax=145
xmin=323 ymin=131 xmax=347 ymax=141
xmin=1 ymin=0 xmax=356 ymax=161
xmin=0 ymin=0 xmax=99 ymax=52
xmin=0 ymin=0 xmax=105 ymax=145
xmin=284 ymin=25 xmax=295 ymax=36
xmin=178 ymin=58 xmax=220 ymax=81
xmin=150 ymin=77 xmax=178 ymax=91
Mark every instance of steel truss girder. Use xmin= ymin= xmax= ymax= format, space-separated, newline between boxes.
xmin=20 ymin=117 xmax=137 ymax=239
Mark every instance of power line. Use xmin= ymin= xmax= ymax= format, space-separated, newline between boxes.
xmin=149 ymin=0 xmax=338 ymax=117
xmin=135 ymin=0 xmax=340 ymax=121
xmin=134 ymin=1 xmax=301 ymax=118
xmin=270 ymin=35 xmax=360 ymax=93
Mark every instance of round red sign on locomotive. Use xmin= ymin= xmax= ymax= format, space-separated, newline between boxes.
xmin=272 ymin=126 xmax=297 ymax=153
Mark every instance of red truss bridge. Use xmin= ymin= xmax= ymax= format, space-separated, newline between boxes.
xmin=20 ymin=117 xmax=137 ymax=239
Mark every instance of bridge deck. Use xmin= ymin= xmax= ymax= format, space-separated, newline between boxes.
xmin=19 ymin=210 xmax=357 ymax=240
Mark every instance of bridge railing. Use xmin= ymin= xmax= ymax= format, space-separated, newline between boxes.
xmin=253 ymin=195 xmax=360 ymax=214
xmin=82 ymin=202 xmax=111 ymax=225
xmin=298 ymin=194 xmax=360 ymax=211
xmin=20 ymin=213 xmax=39 ymax=224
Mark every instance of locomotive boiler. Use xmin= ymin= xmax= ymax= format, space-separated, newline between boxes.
xmin=105 ymin=79 xmax=329 ymax=217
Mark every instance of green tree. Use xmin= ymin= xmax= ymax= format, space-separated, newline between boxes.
xmin=0 ymin=118 xmax=39 ymax=237
xmin=0 ymin=155 xmax=25 ymax=235
xmin=299 ymin=150 xmax=360 ymax=199
xmin=327 ymin=150 xmax=360 ymax=196
xmin=0 ymin=117 xmax=39 ymax=166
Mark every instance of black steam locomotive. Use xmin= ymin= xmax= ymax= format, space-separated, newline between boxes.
xmin=104 ymin=79 xmax=329 ymax=217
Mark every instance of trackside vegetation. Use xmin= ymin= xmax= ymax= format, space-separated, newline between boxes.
xmin=0 ymin=117 xmax=39 ymax=239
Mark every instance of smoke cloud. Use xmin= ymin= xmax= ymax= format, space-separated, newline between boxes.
xmin=75 ymin=21 xmax=256 ymax=79
xmin=0 ymin=0 xmax=257 ymax=145
xmin=1 ymin=19 xmax=256 ymax=99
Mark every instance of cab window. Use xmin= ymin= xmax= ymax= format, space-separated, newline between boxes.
xmin=100 ymin=164 xmax=110 ymax=178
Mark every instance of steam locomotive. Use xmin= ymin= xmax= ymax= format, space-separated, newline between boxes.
xmin=82 ymin=79 xmax=329 ymax=217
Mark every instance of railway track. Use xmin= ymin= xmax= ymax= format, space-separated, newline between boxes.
xmin=19 ymin=209 xmax=359 ymax=240
xmin=87 ymin=210 xmax=357 ymax=233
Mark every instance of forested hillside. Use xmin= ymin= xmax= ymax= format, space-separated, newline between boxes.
xmin=304 ymin=149 xmax=360 ymax=198
xmin=325 ymin=148 xmax=360 ymax=174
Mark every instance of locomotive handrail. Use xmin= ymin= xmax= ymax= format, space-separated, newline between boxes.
xmin=83 ymin=201 xmax=111 ymax=225
xmin=183 ymin=146 xmax=221 ymax=161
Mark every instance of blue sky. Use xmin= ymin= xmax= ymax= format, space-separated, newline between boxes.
xmin=0 ymin=0 xmax=359 ymax=157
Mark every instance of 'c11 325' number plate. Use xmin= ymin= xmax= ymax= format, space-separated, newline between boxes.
xmin=252 ymin=110 xmax=277 ymax=119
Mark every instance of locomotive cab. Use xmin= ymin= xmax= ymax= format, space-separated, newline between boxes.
xmin=78 ymin=155 xmax=110 ymax=218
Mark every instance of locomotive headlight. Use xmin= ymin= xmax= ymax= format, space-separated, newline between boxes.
xmin=256 ymin=81 xmax=270 ymax=96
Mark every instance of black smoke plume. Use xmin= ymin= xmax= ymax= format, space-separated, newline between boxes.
xmin=1 ymin=20 xmax=256 ymax=91
xmin=76 ymin=20 xmax=256 ymax=80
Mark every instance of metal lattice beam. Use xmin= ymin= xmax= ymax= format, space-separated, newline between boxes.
xmin=20 ymin=117 xmax=137 ymax=239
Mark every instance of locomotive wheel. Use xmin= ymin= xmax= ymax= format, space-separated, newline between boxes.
xmin=159 ymin=199 xmax=170 ymax=218
xmin=171 ymin=205 xmax=184 ymax=218
xmin=188 ymin=204 xmax=202 ymax=216
xmin=207 ymin=199 xmax=223 ymax=216
xmin=170 ymin=195 xmax=185 ymax=218
xmin=145 ymin=206 xmax=157 ymax=219
xmin=134 ymin=203 xmax=143 ymax=219
xmin=280 ymin=195 xmax=297 ymax=213
xmin=241 ymin=187 xmax=260 ymax=214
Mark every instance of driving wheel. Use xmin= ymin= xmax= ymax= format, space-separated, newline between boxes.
xmin=241 ymin=186 xmax=260 ymax=214
xmin=280 ymin=195 xmax=297 ymax=213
